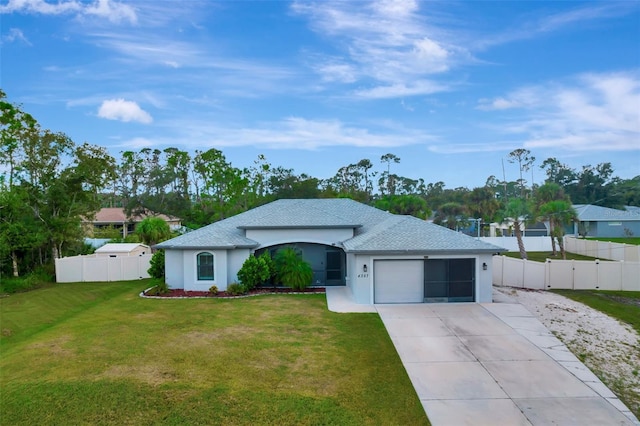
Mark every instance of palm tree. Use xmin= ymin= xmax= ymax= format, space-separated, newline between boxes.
xmin=465 ymin=187 xmax=501 ymax=236
xmin=135 ymin=216 xmax=171 ymax=247
xmin=274 ymin=247 xmax=313 ymax=290
xmin=538 ymin=200 xmax=577 ymax=259
xmin=501 ymin=198 xmax=530 ymax=260
xmin=534 ymin=183 xmax=566 ymax=256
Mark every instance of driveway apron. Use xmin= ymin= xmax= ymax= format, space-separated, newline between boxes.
xmin=375 ymin=303 xmax=639 ymax=426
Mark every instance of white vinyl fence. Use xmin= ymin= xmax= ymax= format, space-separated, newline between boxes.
xmin=493 ymin=255 xmax=640 ymax=291
xmin=564 ymin=236 xmax=640 ymax=262
xmin=480 ymin=236 xmax=552 ymax=252
xmin=55 ymin=254 xmax=152 ymax=283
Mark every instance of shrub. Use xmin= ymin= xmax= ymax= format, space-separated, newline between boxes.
xmin=147 ymin=250 xmax=165 ymax=279
xmin=259 ymin=251 xmax=276 ymax=282
xmin=147 ymin=280 xmax=169 ymax=296
xmin=209 ymin=285 xmax=218 ymax=295
xmin=0 ymin=267 xmax=55 ymax=294
xmin=274 ymin=247 xmax=313 ymax=291
xmin=226 ymin=282 xmax=246 ymax=296
xmin=237 ymin=255 xmax=270 ymax=291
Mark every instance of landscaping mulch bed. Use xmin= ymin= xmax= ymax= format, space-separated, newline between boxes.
xmin=144 ymin=287 xmax=326 ymax=298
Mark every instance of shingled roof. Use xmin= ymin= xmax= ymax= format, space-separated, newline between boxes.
xmin=155 ymin=198 xmax=503 ymax=253
xmin=574 ymin=204 xmax=640 ymax=222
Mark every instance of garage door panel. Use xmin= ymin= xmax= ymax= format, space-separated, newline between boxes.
xmin=374 ymin=260 xmax=423 ymax=303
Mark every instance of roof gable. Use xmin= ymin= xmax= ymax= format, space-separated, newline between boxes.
xmin=343 ymin=215 xmax=502 ymax=253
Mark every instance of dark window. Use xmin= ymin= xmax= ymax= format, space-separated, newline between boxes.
xmin=424 ymin=259 xmax=475 ymax=302
xmin=197 ymin=252 xmax=214 ymax=280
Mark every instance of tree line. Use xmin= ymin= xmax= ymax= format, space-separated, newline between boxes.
xmin=2 ymin=91 xmax=639 ymax=278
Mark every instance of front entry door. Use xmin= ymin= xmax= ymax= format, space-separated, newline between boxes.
xmin=325 ymin=249 xmax=344 ymax=286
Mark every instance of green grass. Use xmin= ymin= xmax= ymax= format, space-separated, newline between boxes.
xmin=504 ymin=251 xmax=602 ymax=262
xmin=586 ymin=237 xmax=640 ymax=245
xmin=0 ymin=280 xmax=428 ymax=425
xmin=551 ymin=290 xmax=640 ymax=334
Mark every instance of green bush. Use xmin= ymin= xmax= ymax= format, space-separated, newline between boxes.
xmin=226 ymin=282 xmax=246 ymax=296
xmin=147 ymin=250 xmax=165 ymax=279
xmin=209 ymin=285 xmax=218 ymax=295
xmin=274 ymin=248 xmax=313 ymax=291
xmin=0 ymin=267 xmax=54 ymax=294
xmin=237 ymin=255 xmax=270 ymax=291
xmin=147 ymin=281 xmax=169 ymax=296
xmin=259 ymin=251 xmax=276 ymax=282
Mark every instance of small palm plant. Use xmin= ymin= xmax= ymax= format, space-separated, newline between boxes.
xmin=274 ymin=247 xmax=313 ymax=291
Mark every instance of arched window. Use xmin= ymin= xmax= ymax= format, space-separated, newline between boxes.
xmin=197 ymin=252 xmax=214 ymax=280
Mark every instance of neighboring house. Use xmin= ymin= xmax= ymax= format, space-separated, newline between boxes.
xmin=155 ymin=199 xmax=504 ymax=305
xmin=489 ymin=219 xmax=548 ymax=237
xmin=572 ymin=204 xmax=640 ymax=238
xmin=95 ymin=243 xmax=151 ymax=257
xmin=84 ymin=208 xmax=182 ymax=238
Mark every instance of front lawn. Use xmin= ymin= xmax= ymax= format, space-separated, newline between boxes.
xmin=504 ymin=251 xmax=602 ymax=262
xmin=0 ymin=280 xmax=428 ymax=425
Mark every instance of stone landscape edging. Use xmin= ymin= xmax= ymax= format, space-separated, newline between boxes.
xmin=139 ymin=287 xmax=326 ymax=300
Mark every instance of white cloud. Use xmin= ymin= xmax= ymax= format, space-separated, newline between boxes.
xmin=0 ymin=0 xmax=137 ymax=24
xmin=0 ymin=0 xmax=81 ymax=15
xmin=475 ymin=3 xmax=638 ymax=50
xmin=477 ymin=87 xmax=542 ymax=111
xmin=373 ymin=0 xmax=418 ymax=17
xmin=354 ymin=80 xmax=448 ymax=99
xmin=164 ymin=116 xmax=433 ymax=151
xmin=428 ymin=143 xmax=517 ymax=154
xmin=477 ymin=97 xmax=521 ymax=111
xmin=84 ymin=0 xmax=137 ymax=24
xmin=292 ymin=1 xmax=467 ymax=98
xmin=316 ymin=62 xmax=358 ymax=83
xmin=1 ymin=28 xmax=31 ymax=45
xmin=97 ymin=99 xmax=152 ymax=124
xmin=479 ymin=71 xmax=640 ymax=152
xmin=117 ymin=137 xmax=153 ymax=149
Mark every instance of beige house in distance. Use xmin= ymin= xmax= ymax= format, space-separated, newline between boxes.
xmin=84 ymin=207 xmax=182 ymax=239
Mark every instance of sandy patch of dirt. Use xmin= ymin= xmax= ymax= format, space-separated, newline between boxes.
xmin=100 ymin=364 xmax=178 ymax=386
xmin=495 ymin=286 xmax=640 ymax=416
xmin=27 ymin=335 xmax=74 ymax=356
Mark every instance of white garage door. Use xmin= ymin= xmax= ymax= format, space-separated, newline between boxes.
xmin=374 ymin=260 xmax=424 ymax=303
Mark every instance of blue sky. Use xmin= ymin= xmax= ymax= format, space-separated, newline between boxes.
xmin=1 ymin=0 xmax=639 ymax=189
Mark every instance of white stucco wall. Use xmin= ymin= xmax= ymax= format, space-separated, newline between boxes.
xmin=346 ymin=254 xmax=371 ymax=304
xmin=246 ymin=228 xmax=353 ymax=248
xmin=165 ymin=248 xmax=250 ymax=290
xmin=165 ymin=249 xmax=184 ymax=289
xmin=476 ymin=253 xmax=494 ymax=303
xmin=178 ymin=249 xmax=228 ymax=291
xmin=227 ymin=248 xmax=251 ymax=286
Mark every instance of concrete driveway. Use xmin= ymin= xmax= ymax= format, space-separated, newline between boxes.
xmin=375 ymin=302 xmax=638 ymax=426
